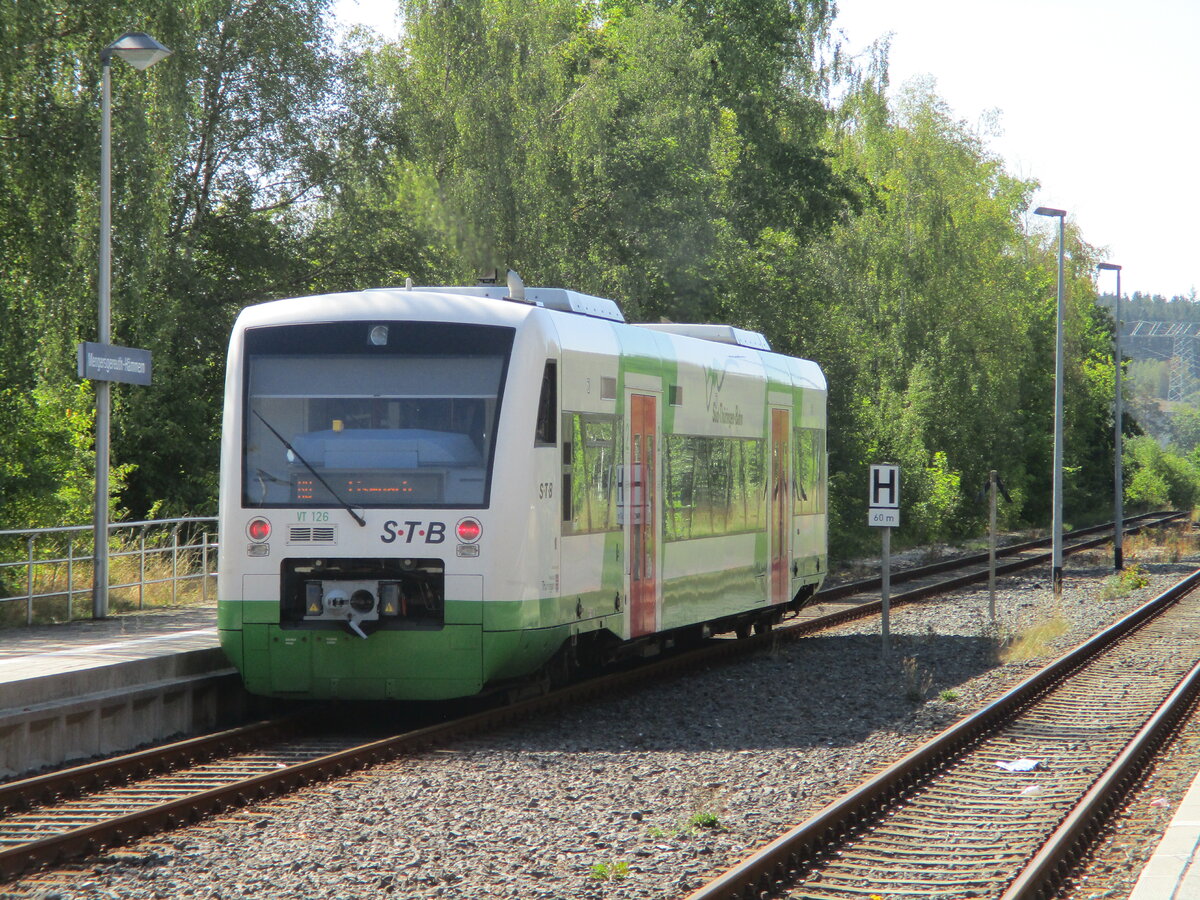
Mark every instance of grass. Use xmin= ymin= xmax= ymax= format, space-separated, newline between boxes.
xmin=1125 ymin=529 xmax=1186 ymax=564
xmin=901 ymin=656 xmax=933 ymax=702
xmin=996 ymin=614 xmax=1070 ymax=663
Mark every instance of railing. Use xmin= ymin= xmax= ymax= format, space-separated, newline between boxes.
xmin=0 ymin=517 xmax=218 ymax=626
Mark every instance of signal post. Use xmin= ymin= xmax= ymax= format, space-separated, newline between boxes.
xmin=869 ymin=464 xmax=900 ymax=659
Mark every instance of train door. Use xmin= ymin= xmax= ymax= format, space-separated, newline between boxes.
xmin=770 ymin=407 xmax=791 ymax=604
xmin=627 ymin=393 xmax=658 ymax=637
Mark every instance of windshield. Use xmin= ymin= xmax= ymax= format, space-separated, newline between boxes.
xmin=242 ymin=321 xmax=514 ymax=509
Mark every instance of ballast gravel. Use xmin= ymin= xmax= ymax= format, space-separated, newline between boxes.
xmin=10 ymin=542 xmax=1199 ymax=900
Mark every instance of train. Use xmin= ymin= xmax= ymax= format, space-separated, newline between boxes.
xmin=217 ymin=277 xmax=828 ymax=700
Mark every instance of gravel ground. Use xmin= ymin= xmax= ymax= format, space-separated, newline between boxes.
xmin=8 ymin=534 xmax=1199 ymax=900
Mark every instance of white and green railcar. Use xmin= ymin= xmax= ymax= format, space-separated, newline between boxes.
xmin=218 ymin=282 xmax=827 ymax=700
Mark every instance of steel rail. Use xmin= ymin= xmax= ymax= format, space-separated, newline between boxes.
xmin=1000 ymin=655 xmax=1200 ymax=899
xmin=684 ymin=567 xmax=1200 ymax=900
xmin=793 ymin=510 xmax=1185 ymax=638
xmin=0 ymin=510 xmax=1185 ymax=883
xmin=0 ymin=717 xmax=301 ymax=817
xmin=816 ymin=509 xmax=1183 ymax=602
xmin=0 ymin=639 xmax=766 ymax=881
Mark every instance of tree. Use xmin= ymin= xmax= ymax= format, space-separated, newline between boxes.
xmin=0 ymin=0 xmax=347 ymax=523
xmin=359 ymin=0 xmax=858 ymax=322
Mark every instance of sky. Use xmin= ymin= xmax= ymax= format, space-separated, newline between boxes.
xmin=331 ymin=0 xmax=1198 ymax=300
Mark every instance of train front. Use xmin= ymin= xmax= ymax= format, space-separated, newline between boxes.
xmin=217 ymin=291 xmax=522 ymax=700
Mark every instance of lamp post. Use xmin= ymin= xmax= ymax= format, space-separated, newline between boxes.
xmin=1035 ymin=205 xmax=1067 ymax=596
xmin=1099 ymin=262 xmax=1124 ymax=570
xmin=93 ymin=32 xmax=172 ymax=619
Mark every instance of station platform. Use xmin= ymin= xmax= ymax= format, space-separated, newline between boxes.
xmin=1129 ymin=771 xmax=1200 ymax=900
xmin=0 ymin=606 xmax=248 ymax=778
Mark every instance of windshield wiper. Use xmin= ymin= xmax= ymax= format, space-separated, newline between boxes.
xmin=252 ymin=409 xmax=367 ymax=528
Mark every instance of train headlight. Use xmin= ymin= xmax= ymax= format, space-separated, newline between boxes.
xmin=456 ymin=517 xmax=482 ymax=543
xmin=247 ymin=517 xmax=272 ymax=542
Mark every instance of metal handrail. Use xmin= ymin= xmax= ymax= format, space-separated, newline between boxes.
xmin=0 ymin=517 xmax=218 ymax=625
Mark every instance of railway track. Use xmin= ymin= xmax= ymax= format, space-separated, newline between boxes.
xmin=687 ymin=565 xmax=1200 ymax=900
xmin=812 ymin=509 xmax=1184 ymax=606
xmin=0 ymin=511 xmax=1183 ymax=886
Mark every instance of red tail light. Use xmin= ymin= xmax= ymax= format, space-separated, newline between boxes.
xmin=247 ymin=517 xmax=272 ymax=542
xmin=456 ymin=517 xmax=482 ymax=543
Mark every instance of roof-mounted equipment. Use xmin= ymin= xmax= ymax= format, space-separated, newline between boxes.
xmin=637 ymin=323 xmax=771 ymax=351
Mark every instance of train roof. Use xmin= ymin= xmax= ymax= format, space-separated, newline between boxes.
xmin=232 ymin=284 xmax=822 ymax=389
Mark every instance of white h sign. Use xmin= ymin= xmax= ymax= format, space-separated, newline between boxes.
xmin=869 ymin=464 xmax=900 ymax=527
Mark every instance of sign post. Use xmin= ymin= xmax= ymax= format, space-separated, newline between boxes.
xmin=77 ymin=341 xmax=152 ymax=618
xmin=869 ymin=464 xmax=900 ymax=659
xmin=988 ymin=470 xmax=998 ymax=621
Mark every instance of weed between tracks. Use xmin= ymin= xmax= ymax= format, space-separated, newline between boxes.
xmin=645 ymin=784 xmax=729 ymax=842
xmin=1125 ymin=527 xmax=1192 ymax=564
xmin=902 ymin=656 xmax=934 ymax=701
xmin=589 ymin=859 xmax=630 ymax=882
xmin=993 ymin=614 xmax=1070 ymax=663
xmin=1099 ymin=563 xmax=1150 ymax=600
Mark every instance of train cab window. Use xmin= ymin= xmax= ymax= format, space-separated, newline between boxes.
xmin=535 ymin=361 xmax=557 ymax=446
xmin=241 ymin=321 xmax=514 ymax=509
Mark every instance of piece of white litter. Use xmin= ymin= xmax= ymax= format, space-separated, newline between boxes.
xmin=1020 ymin=785 xmax=1041 ymax=796
xmin=996 ymin=758 xmax=1042 ymax=772
xmin=1150 ymin=797 xmax=1170 ymax=808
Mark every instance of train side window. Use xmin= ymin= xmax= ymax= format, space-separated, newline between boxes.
xmin=793 ymin=427 xmax=826 ymax=515
xmin=562 ymin=412 xmax=620 ymax=534
xmin=664 ymin=435 xmax=765 ymax=541
xmin=561 ymin=412 xmax=573 ymax=523
xmin=535 ymin=361 xmax=557 ymax=446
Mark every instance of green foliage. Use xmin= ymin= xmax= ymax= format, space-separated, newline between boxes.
xmin=1172 ymin=405 xmax=1200 ymax=453
xmin=0 ymin=0 xmax=351 ymax=524
xmin=0 ymin=0 xmax=1162 ymax=564
xmin=1126 ymin=435 xmax=1200 ymax=511
xmin=908 ymin=453 xmax=962 ymax=544
xmin=1099 ymin=562 xmax=1150 ymax=600
xmin=589 ymin=859 xmax=630 ymax=881
xmin=687 ymin=811 xmax=721 ymax=830
xmin=0 ymin=383 xmax=131 ymax=529
xmin=782 ymin=78 xmax=1121 ymax=549
xmin=374 ymin=0 xmax=856 ymax=323
xmin=1127 ymin=358 xmax=1170 ymax=402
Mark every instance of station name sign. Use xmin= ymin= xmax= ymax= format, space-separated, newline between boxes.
xmin=76 ymin=342 xmax=153 ymax=386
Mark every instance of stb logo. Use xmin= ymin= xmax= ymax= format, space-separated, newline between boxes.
xmin=703 ymin=363 xmax=727 ymax=412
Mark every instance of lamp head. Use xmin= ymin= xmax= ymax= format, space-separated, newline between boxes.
xmin=1097 ymin=262 xmax=1122 ymax=271
xmin=102 ymin=32 xmax=172 ymax=70
xmin=1034 ymin=206 xmax=1067 ymax=218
